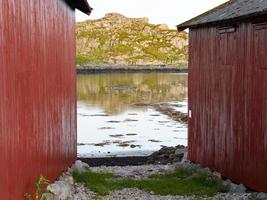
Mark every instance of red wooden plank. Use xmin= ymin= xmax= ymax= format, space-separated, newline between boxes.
xmin=188 ymin=18 xmax=267 ymax=192
xmin=0 ymin=0 xmax=76 ymax=199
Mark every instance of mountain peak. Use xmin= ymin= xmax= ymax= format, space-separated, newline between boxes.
xmin=102 ymin=12 xmax=149 ymax=24
xmin=104 ymin=13 xmax=126 ymax=19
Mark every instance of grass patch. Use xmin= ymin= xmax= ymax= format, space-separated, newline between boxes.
xmin=142 ymin=46 xmax=168 ymax=61
xmin=111 ymin=44 xmax=134 ymax=54
xmin=76 ymin=54 xmax=92 ymax=65
xmin=77 ymin=49 xmax=106 ymax=65
xmin=73 ymin=166 xmax=227 ymax=197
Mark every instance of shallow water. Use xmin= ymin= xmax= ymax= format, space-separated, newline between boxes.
xmin=77 ymin=73 xmax=188 ymax=157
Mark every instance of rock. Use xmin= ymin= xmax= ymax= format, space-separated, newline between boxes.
xmin=235 ymin=184 xmax=247 ymax=193
xmin=76 ymin=12 xmax=188 ymax=66
xmin=159 ymin=146 xmax=176 ymax=154
xmin=90 ymin=164 xmax=176 ymax=180
xmin=154 ymin=104 xmax=188 ymax=123
xmin=256 ymin=192 xmax=267 ymax=199
xmin=71 ymin=160 xmax=90 ymax=173
xmin=213 ymin=171 xmax=222 ymax=179
xmin=158 ymin=24 xmax=169 ymax=30
xmin=170 ymin=37 xmax=188 ymax=49
xmin=202 ymin=167 xmax=212 ymax=174
xmin=208 ymin=193 xmax=252 ymax=200
xmin=73 ymin=183 xmax=96 ymax=200
xmin=44 ymin=161 xmax=265 ymax=200
xmin=223 ymin=179 xmax=232 ymax=190
xmin=174 ymin=148 xmax=187 ymax=156
xmin=130 ymin=144 xmax=142 ymax=148
xmin=148 ymin=145 xmax=188 ymax=164
xmin=173 ymin=158 xmax=181 ymax=163
xmin=59 ymin=172 xmax=74 ymax=185
xmin=41 ymin=193 xmax=55 ymax=200
xmin=169 ymin=154 xmax=175 ymax=159
xmin=177 ymin=162 xmax=199 ymax=171
xmin=181 ymin=152 xmax=188 ymax=163
xmin=47 ymin=181 xmax=72 ymax=200
xmin=228 ymin=183 xmax=247 ymax=194
xmin=104 ymin=188 xmax=191 ymax=200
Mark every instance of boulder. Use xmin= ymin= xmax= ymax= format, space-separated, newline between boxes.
xmin=181 ymin=152 xmax=188 ymax=163
xmin=47 ymin=181 xmax=72 ymax=200
xmin=59 ymin=172 xmax=74 ymax=185
xmin=213 ymin=171 xmax=222 ymax=179
xmin=256 ymin=192 xmax=267 ymax=199
xmin=148 ymin=145 xmax=188 ymax=164
xmin=158 ymin=24 xmax=169 ymax=30
xmin=70 ymin=160 xmax=90 ymax=173
xmin=41 ymin=193 xmax=55 ymax=200
xmin=225 ymin=181 xmax=247 ymax=194
xmin=174 ymin=148 xmax=187 ymax=157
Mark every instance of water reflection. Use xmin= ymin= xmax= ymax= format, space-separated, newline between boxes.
xmin=77 ymin=73 xmax=188 ymax=157
xmin=77 ymin=73 xmax=188 ymax=114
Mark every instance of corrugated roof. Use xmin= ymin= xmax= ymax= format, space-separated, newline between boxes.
xmin=177 ymin=0 xmax=267 ymax=31
xmin=64 ymin=0 xmax=93 ymax=15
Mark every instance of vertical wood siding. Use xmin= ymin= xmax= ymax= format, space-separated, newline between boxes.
xmin=188 ymin=19 xmax=267 ymax=192
xmin=0 ymin=0 xmax=76 ymax=199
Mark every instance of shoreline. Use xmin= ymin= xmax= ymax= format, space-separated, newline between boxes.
xmin=77 ymin=64 xmax=188 ymax=74
xmin=78 ymin=156 xmax=150 ymax=167
xmin=78 ymin=145 xmax=187 ymax=167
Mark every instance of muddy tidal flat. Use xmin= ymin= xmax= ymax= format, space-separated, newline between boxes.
xmin=77 ymin=73 xmax=188 ymax=157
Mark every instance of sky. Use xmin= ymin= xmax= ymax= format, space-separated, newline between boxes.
xmin=76 ymin=0 xmax=228 ymax=29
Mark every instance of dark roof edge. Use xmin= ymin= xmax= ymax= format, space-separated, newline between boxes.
xmin=63 ymin=0 xmax=93 ymax=15
xmin=177 ymin=10 xmax=267 ymax=31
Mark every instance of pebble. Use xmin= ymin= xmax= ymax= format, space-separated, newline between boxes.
xmin=90 ymin=164 xmax=176 ymax=180
xmin=43 ymin=161 xmax=267 ymax=200
xmin=73 ymin=183 xmax=96 ymax=200
xmin=103 ymin=188 xmax=191 ymax=200
xmin=229 ymin=184 xmax=247 ymax=194
xmin=256 ymin=192 xmax=267 ymax=199
xmin=70 ymin=160 xmax=90 ymax=173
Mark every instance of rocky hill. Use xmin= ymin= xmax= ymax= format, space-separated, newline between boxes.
xmin=76 ymin=13 xmax=188 ymax=66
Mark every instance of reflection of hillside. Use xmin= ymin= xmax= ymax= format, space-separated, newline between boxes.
xmin=77 ymin=73 xmax=188 ymax=114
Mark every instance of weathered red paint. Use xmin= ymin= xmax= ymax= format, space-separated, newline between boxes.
xmin=0 ymin=0 xmax=76 ymax=199
xmin=188 ymin=17 xmax=267 ymax=192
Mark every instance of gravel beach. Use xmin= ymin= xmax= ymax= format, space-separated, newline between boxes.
xmin=44 ymin=160 xmax=267 ymax=200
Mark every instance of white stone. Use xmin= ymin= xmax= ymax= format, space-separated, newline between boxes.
xmin=213 ymin=171 xmax=222 ymax=179
xmin=47 ymin=181 xmax=72 ymax=200
xmin=71 ymin=160 xmax=90 ymax=173
xmin=181 ymin=152 xmax=188 ymax=163
xmin=59 ymin=172 xmax=74 ymax=185
xmin=228 ymin=183 xmax=247 ymax=194
xmin=174 ymin=148 xmax=186 ymax=156
xmin=158 ymin=24 xmax=169 ymax=30
xmin=41 ymin=193 xmax=55 ymax=200
xmin=256 ymin=192 xmax=267 ymax=199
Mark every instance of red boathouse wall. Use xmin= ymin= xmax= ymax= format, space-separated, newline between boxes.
xmin=188 ymin=18 xmax=267 ymax=192
xmin=0 ymin=0 xmax=77 ymax=199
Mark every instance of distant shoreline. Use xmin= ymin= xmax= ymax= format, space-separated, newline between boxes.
xmin=77 ymin=65 xmax=188 ymax=74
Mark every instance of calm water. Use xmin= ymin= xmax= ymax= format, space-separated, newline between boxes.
xmin=77 ymin=73 xmax=188 ymax=157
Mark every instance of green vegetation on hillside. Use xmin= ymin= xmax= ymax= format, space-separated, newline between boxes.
xmin=76 ymin=13 xmax=188 ymax=66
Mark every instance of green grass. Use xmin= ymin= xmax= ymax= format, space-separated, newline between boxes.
xmin=76 ymin=16 xmax=189 ymax=66
xmin=73 ymin=166 xmax=227 ymax=197
xmin=76 ymin=54 xmax=92 ymax=65
xmin=142 ymin=46 xmax=168 ymax=61
xmin=77 ymin=48 xmax=106 ymax=65
xmin=112 ymin=44 xmax=134 ymax=54
xmin=76 ymin=28 xmax=188 ymax=65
